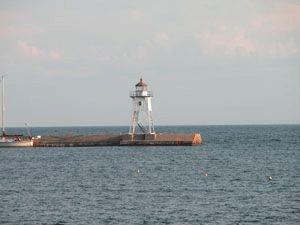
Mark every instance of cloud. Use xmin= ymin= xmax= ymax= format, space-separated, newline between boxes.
xmin=0 ymin=12 xmax=43 ymax=39
xmin=251 ymin=2 xmax=300 ymax=31
xmin=200 ymin=26 xmax=256 ymax=56
xmin=0 ymin=25 xmax=9 ymax=38
xmin=259 ymin=39 xmax=299 ymax=58
xmin=137 ymin=46 xmax=148 ymax=59
xmin=198 ymin=25 xmax=298 ymax=58
xmin=156 ymin=32 xmax=169 ymax=43
xmin=18 ymin=41 xmax=61 ymax=60
xmin=0 ymin=12 xmax=15 ymax=25
xmin=11 ymin=24 xmax=44 ymax=38
xmin=0 ymin=12 xmax=14 ymax=38
xmin=50 ymin=51 xmax=61 ymax=60
xmin=129 ymin=9 xmax=144 ymax=21
xmin=88 ymin=45 xmax=131 ymax=62
xmin=18 ymin=41 xmax=45 ymax=57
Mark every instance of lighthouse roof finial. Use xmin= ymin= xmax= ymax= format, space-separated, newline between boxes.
xmin=135 ymin=77 xmax=147 ymax=87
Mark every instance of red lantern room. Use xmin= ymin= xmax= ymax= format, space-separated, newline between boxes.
xmin=135 ymin=78 xmax=147 ymax=91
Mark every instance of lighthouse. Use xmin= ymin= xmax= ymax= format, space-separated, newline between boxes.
xmin=129 ymin=78 xmax=155 ymax=135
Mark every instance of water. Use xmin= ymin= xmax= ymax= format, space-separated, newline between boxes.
xmin=1 ymin=125 xmax=300 ymax=224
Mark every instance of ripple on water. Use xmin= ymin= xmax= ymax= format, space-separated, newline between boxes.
xmin=0 ymin=125 xmax=300 ymax=224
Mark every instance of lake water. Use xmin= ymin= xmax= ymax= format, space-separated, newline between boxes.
xmin=1 ymin=125 xmax=300 ymax=224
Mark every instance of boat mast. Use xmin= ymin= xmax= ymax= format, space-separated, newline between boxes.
xmin=1 ymin=75 xmax=6 ymax=135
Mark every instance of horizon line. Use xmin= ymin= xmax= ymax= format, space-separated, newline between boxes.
xmin=5 ymin=123 xmax=300 ymax=128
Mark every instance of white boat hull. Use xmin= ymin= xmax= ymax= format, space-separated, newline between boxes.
xmin=0 ymin=140 xmax=33 ymax=147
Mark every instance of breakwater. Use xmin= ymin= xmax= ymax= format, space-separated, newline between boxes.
xmin=33 ymin=133 xmax=202 ymax=147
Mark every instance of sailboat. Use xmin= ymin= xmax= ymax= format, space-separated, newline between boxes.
xmin=0 ymin=75 xmax=33 ymax=147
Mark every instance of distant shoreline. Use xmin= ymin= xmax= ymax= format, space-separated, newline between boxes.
xmin=4 ymin=123 xmax=300 ymax=128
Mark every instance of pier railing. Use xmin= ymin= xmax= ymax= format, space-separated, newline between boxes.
xmin=130 ymin=91 xmax=153 ymax=97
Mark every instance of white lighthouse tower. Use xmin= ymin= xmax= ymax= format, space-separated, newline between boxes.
xmin=129 ymin=78 xmax=155 ymax=135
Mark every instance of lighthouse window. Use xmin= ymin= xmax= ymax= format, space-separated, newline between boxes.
xmin=138 ymin=101 xmax=142 ymax=106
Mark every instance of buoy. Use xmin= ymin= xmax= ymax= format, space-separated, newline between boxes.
xmin=136 ymin=169 xmax=140 ymax=174
xmin=268 ymin=176 xmax=272 ymax=180
xmin=204 ymin=173 xmax=208 ymax=177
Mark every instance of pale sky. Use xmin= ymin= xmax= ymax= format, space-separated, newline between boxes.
xmin=0 ymin=0 xmax=299 ymax=127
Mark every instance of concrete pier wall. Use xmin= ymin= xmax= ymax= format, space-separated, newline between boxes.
xmin=34 ymin=133 xmax=202 ymax=147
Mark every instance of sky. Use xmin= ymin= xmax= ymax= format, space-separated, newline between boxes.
xmin=0 ymin=0 xmax=299 ymax=127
